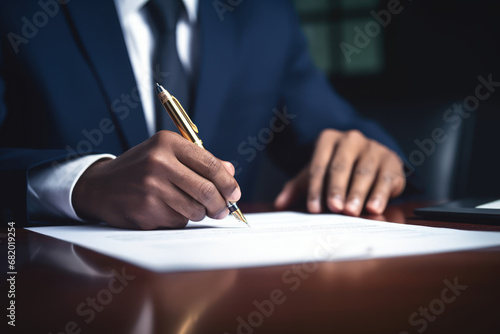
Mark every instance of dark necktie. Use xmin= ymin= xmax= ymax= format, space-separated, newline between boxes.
xmin=146 ymin=0 xmax=191 ymax=132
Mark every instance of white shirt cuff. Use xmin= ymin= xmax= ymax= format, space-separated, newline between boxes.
xmin=27 ymin=154 xmax=116 ymax=222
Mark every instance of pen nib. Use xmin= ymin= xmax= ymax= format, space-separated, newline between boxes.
xmin=231 ymin=209 xmax=250 ymax=227
xmin=227 ymin=201 xmax=250 ymax=227
xmin=155 ymin=82 xmax=164 ymax=94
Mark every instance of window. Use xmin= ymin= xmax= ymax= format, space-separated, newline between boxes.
xmin=293 ymin=0 xmax=383 ymax=76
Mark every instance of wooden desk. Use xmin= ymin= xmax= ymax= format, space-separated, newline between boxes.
xmin=8 ymin=202 xmax=500 ymax=334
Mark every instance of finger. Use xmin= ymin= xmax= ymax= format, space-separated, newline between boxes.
xmin=364 ymin=173 xmax=393 ymax=215
xmin=221 ymin=160 xmax=236 ymax=176
xmin=166 ymin=161 xmax=230 ymax=219
xmin=325 ymin=130 xmax=365 ymax=213
xmin=156 ymin=179 xmax=210 ymax=222
xmin=343 ymin=142 xmax=382 ymax=216
xmin=274 ymin=167 xmax=308 ymax=210
xmin=158 ymin=205 xmax=190 ymax=228
xmin=365 ymin=156 xmax=405 ymax=215
xmin=175 ymin=143 xmax=241 ymax=203
xmin=307 ymin=130 xmax=340 ymax=213
xmin=118 ymin=193 xmax=189 ymax=230
xmin=390 ymin=161 xmax=406 ymax=198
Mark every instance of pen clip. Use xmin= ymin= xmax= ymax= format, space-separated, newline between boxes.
xmin=173 ymin=97 xmax=198 ymax=133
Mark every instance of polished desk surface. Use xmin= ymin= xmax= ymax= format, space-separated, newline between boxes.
xmin=8 ymin=202 xmax=500 ymax=334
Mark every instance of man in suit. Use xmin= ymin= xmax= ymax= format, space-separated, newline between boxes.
xmin=0 ymin=0 xmax=406 ymax=229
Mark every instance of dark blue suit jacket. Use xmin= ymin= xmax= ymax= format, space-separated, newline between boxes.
xmin=0 ymin=0 xmax=403 ymax=224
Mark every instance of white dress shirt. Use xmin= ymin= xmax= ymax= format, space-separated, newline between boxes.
xmin=27 ymin=0 xmax=198 ymax=222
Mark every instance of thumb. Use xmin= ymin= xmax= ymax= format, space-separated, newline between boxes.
xmin=274 ymin=167 xmax=309 ymax=210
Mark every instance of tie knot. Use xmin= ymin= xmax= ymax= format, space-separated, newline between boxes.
xmin=147 ymin=0 xmax=182 ymax=34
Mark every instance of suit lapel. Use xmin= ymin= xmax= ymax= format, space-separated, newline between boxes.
xmin=64 ymin=0 xmax=149 ymax=150
xmin=192 ymin=0 xmax=237 ymax=146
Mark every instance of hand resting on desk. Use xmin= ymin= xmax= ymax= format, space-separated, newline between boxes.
xmin=275 ymin=129 xmax=406 ymax=217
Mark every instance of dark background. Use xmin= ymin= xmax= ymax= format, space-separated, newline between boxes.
xmin=293 ymin=0 xmax=500 ymax=200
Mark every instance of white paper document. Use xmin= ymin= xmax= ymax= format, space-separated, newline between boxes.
xmin=26 ymin=212 xmax=500 ymax=272
xmin=476 ymin=199 xmax=500 ymax=209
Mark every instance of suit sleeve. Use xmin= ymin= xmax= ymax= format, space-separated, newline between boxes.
xmin=269 ymin=1 xmax=423 ymax=195
xmin=0 ymin=149 xmax=75 ymax=226
xmin=278 ymin=1 xmax=405 ymax=158
xmin=0 ymin=35 xmax=83 ymax=226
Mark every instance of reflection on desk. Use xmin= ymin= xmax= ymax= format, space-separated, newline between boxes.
xmin=10 ymin=202 xmax=500 ymax=334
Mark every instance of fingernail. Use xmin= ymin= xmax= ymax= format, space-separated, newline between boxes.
xmin=229 ymin=187 xmax=241 ymax=201
xmin=275 ymin=192 xmax=286 ymax=207
xmin=214 ymin=209 xmax=229 ymax=219
xmin=346 ymin=198 xmax=360 ymax=214
xmin=369 ymin=198 xmax=381 ymax=211
xmin=329 ymin=195 xmax=344 ymax=212
xmin=309 ymin=199 xmax=321 ymax=213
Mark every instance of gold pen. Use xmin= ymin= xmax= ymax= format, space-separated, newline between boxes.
xmin=155 ymin=83 xmax=249 ymax=226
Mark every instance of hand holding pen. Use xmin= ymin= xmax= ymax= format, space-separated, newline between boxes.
xmin=72 ymin=112 xmax=244 ymax=229
xmin=156 ymin=83 xmax=248 ymax=226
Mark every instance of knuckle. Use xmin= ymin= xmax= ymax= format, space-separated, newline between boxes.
xmin=329 ymin=161 xmax=347 ymax=173
xmin=178 ymin=137 xmax=195 ymax=153
xmin=367 ymin=139 xmax=379 ymax=151
xmin=382 ymin=173 xmax=395 ymax=184
xmin=347 ymin=129 xmax=364 ymax=140
xmin=153 ymin=131 xmax=183 ymax=152
xmin=198 ymin=181 xmax=218 ymax=202
xmin=309 ymin=164 xmax=325 ymax=178
xmin=142 ymin=153 xmax=163 ymax=175
xmin=201 ymin=154 xmax=221 ymax=176
xmin=152 ymin=130 xmax=171 ymax=145
xmin=355 ymin=165 xmax=374 ymax=176
xmin=141 ymin=174 xmax=158 ymax=190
